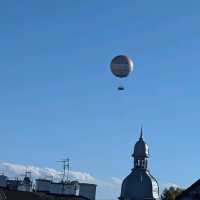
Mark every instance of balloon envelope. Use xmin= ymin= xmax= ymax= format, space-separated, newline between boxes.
xmin=110 ymin=55 xmax=134 ymax=78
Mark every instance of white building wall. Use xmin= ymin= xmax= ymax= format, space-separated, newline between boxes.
xmin=63 ymin=182 xmax=79 ymax=195
xmin=49 ymin=183 xmax=63 ymax=194
xmin=36 ymin=180 xmax=79 ymax=196
xmin=79 ymin=183 xmax=97 ymax=200
xmin=18 ymin=184 xmax=32 ymax=192
xmin=35 ymin=179 xmax=51 ymax=192
xmin=0 ymin=175 xmax=7 ymax=188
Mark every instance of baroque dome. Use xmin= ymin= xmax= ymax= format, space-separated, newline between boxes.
xmin=133 ymin=130 xmax=149 ymax=158
xmin=120 ymin=170 xmax=159 ymax=200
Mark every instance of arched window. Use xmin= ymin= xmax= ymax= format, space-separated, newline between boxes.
xmin=141 ymin=160 xmax=146 ymax=168
xmin=137 ymin=160 xmax=140 ymax=167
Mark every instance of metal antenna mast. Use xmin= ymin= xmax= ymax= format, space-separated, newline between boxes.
xmin=58 ymin=158 xmax=70 ymax=182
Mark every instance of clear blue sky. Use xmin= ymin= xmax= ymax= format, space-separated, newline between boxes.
xmin=0 ymin=0 xmax=200 ymax=194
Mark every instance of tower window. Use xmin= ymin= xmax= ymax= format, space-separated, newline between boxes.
xmin=141 ymin=160 xmax=145 ymax=168
xmin=135 ymin=160 xmax=146 ymax=168
xmin=141 ymin=160 xmax=144 ymax=166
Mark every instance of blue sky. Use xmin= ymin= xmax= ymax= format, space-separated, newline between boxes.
xmin=0 ymin=0 xmax=200 ymax=198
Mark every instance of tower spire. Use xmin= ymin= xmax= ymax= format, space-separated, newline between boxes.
xmin=140 ymin=125 xmax=143 ymax=140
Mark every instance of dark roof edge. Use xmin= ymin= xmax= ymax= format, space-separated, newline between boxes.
xmin=176 ymin=179 xmax=200 ymax=200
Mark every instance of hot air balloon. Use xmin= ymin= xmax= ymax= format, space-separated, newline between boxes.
xmin=110 ymin=55 xmax=134 ymax=90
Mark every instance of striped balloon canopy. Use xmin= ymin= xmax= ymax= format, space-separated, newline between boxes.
xmin=110 ymin=55 xmax=134 ymax=78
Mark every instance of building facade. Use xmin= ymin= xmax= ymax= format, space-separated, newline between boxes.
xmin=0 ymin=175 xmax=96 ymax=200
xmin=119 ymin=128 xmax=160 ymax=200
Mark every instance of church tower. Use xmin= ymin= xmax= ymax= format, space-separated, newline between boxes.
xmin=119 ymin=128 xmax=160 ymax=200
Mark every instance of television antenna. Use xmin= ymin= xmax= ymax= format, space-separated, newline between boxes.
xmin=57 ymin=158 xmax=70 ymax=182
